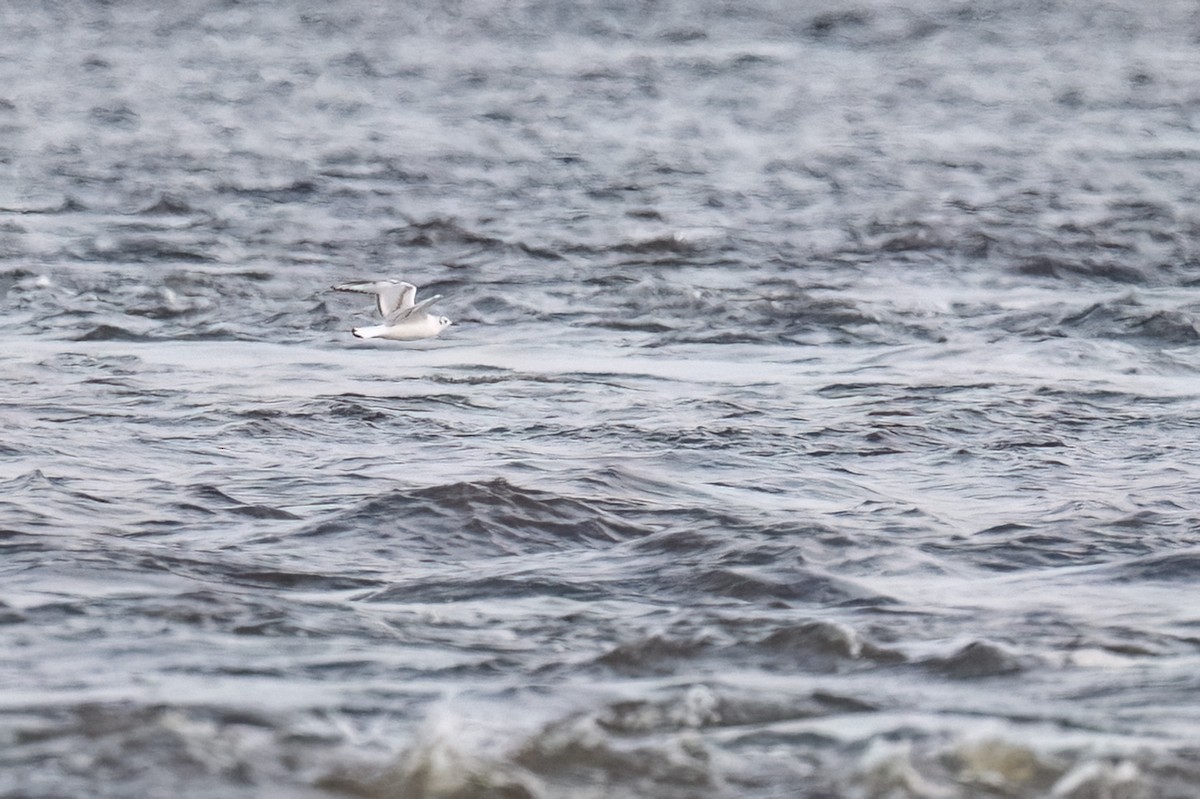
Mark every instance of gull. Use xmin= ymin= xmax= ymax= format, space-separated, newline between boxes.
xmin=332 ymin=279 xmax=452 ymax=340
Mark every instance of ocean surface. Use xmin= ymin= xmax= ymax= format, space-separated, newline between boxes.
xmin=3 ymin=1 xmax=1200 ymax=797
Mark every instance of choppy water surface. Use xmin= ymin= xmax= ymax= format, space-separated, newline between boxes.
xmin=4 ymin=1 xmax=1200 ymax=796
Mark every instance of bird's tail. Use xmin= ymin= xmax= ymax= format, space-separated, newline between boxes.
xmin=351 ymin=325 xmax=388 ymax=339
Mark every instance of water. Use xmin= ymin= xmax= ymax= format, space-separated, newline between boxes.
xmin=3 ymin=1 xmax=1200 ymax=796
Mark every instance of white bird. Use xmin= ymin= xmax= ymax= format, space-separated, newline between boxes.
xmin=332 ymin=279 xmax=452 ymax=340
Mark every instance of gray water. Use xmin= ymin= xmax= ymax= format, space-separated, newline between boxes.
xmin=3 ymin=1 xmax=1200 ymax=797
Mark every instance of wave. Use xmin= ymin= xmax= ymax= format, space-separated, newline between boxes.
xmin=1107 ymin=547 xmax=1200 ymax=582
xmin=923 ymin=639 xmax=1025 ymax=679
xmin=594 ymin=618 xmax=906 ymax=678
xmin=344 ymin=683 xmax=1190 ymax=799
xmin=10 ymin=693 xmax=1190 ymax=799
xmin=1052 ymin=297 xmax=1200 ymax=343
xmin=1014 ymin=255 xmax=1147 ymax=284
xmin=297 ymin=478 xmax=650 ymax=558
xmin=0 ymin=469 xmax=118 ymax=531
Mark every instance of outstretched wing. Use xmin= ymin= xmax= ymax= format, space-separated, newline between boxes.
xmin=332 ymin=280 xmax=417 ymax=317
xmin=385 ymin=293 xmax=441 ymax=323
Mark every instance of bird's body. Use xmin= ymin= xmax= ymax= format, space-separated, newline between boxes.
xmin=332 ymin=279 xmax=452 ymax=341
xmin=351 ymin=315 xmax=449 ymax=340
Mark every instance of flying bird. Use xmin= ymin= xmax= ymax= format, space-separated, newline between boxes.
xmin=332 ymin=279 xmax=452 ymax=340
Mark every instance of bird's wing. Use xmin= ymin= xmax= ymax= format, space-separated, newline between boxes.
xmin=379 ymin=282 xmax=417 ymax=315
xmin=385 ymin=294 xmax=441 ymax=323
xmin=332 ymin=281 xmax=417 ymax=317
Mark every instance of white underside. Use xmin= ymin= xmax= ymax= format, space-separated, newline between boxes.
xmin=352 ymin=319 xmax=445 ymax=340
